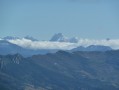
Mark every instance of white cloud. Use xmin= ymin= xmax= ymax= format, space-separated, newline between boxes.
xmin=8 ymin=38 xmax=119 ymax=50
xmin=8 ymin=38 xmax=77 ymax=50
xmin=78 ymin=39 xmax=119 ymax=49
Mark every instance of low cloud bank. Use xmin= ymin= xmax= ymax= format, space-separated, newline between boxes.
xmin=9 ymin=38 xmax=77 ymax=50
xmin=78 ymin=39 xmax=119 ymax=49
xmin=8 ymin=38 xmax=119 ymax=50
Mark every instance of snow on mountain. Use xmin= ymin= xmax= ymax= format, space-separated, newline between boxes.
xmin=1 ymin=34 xmax=119 ymax=50
xmin=24 ymin=36 xmax=38 ymax=41
xmin=2 ymin=34 xmax=119 ymax=57
xmin=3 ymin=36 xmax=38 ymax=41
xmin=69 ymin=37 xmax=79 ymax=43
xmin=50 ymin=33 xmax=79 ymax=43
xmin=3 ymin=36 xmax=20 ymax=40
xmin=50 ymin=33 xmax=69 ymax=42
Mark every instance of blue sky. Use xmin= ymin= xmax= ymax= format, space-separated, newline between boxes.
xmin=0 ymin=0 xmax=119 ymax=40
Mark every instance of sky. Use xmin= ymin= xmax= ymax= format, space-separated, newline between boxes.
xmin=0 ymin=0 xmax=119 ymax=40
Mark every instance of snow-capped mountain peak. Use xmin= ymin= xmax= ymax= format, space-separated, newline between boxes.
xmin=50 ymin=33 xmax=78 ymax=43
xmin=69 ymin=37 xmax=79 ymax=43
xmin=24 ymin=36 xmax=38 ymax=41
xmin=50 ymin=33 xmax=68 ymax=42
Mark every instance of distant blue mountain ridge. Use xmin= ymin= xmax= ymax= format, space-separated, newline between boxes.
xmin=0 ymin=37 xmax=112 ymax=57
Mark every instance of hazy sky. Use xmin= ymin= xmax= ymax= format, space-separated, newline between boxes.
xmin=0 ymin=0 xmax=119 ymax=40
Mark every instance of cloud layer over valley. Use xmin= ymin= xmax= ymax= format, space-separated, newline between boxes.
xmin=8 ymin=38 xmax=119 ymax=50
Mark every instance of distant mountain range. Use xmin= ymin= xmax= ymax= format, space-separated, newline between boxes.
xmin=0 ymin=33 xmax=114 ymax=56
xmin=0 ymin=40 xmax=58 ymax=57
xmin=0 ymin=39 xmax=112 ymax=56
xmin=50 ymin=33 xmax=79 ymax=43
xmin=2 ymin=36 xmax=38 ymax=41
xmin=0 ymin=50 xmax=119 ymax=90
xmin=2 ymin=33 xmax=79 ymax=43
xmin=71 ymin=45 xmax=112 ymax=52
xmin=0 ymin=34 xmax=119 ymax=90
xmin=3 ymin=36 xmax=20 ymax=40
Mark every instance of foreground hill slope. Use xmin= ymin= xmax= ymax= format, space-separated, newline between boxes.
xmin=0 ymin=50 xmax=119 ymax=90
